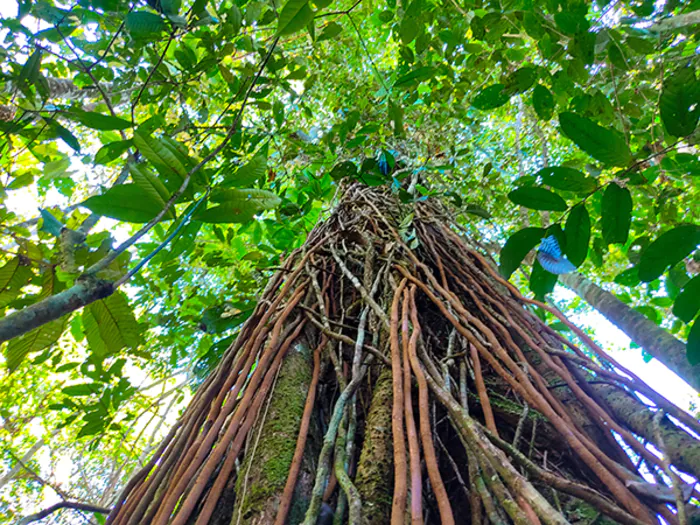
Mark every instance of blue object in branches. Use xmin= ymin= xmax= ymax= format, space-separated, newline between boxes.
xmin=537 ymin=235 xmax=576 ymax=275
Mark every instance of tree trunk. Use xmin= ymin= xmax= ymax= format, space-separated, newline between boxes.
xmin=107 ymin=184 xmax=700 ymax=525
xmin=559 ymin=271 xmax=698 ymax=390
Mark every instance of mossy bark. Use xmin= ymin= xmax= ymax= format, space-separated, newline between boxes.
xmin=231 ymin=341 xmax=320 ymax=525
xmin=354 ymin=368 xmax=394 ymax=525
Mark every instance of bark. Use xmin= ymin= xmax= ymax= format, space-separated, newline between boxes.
xmin=560 ymin=271 xmax=699 ymax=390
xmin=106 ymin=183 xmax=700 ymax=525
xmin=355 ymin=368 xmax=394 ymax=525
xmin=231 ymin=339 xmax=319 ymax=525
xmin=0 ymin=277 xmax=112 ymax=342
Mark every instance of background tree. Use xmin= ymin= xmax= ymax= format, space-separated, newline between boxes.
xmin=1 ymin=0 xmax=699 ymax=523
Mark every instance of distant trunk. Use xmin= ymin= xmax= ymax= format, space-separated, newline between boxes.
xmin=560 ymin=271 xmax=698 ymax=390
xmin=107 ymin=184 xmax=700 ymax=525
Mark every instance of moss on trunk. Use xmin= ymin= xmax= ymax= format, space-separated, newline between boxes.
xmin=232 ymin=341 xmax=318 ymax=525
xmin=355 ymin=368 xmax=394 ymax=525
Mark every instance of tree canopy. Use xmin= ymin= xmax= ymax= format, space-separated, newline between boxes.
xmin=1 ymin=0 xmax=699 ymax=521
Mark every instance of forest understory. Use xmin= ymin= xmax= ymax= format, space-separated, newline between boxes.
xmin=106 ymin=183 xmax=700 ymax=525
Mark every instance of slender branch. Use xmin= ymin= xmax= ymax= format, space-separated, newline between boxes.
xmin=113 ymin=188 xmax=210 ymax=287
xmin=18 ymin=501 xmax=110 ymax=525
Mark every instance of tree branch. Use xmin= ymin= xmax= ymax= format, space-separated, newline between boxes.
xmin=18 ymin=501 xmax=110 ymax=525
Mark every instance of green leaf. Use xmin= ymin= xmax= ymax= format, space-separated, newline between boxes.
xmin=62 ymin=383 xmax=99 ymax=396
xmin=504 ymin=67 xmax=537 ymax=94
xmin=45 ymin=119 xmax=81 ymax=152
xmin=277 ymin=0 xmax=314 ymax=36
xmin=5 ymin=319 xmax=66 ymax=372
xmin=614 ymin=267 xmax=640 ymax=287
xmin=601 ymin=183 xmax=632 ymax=245
xmin=0 ymin=258 xmax=33 ymax=309
xmin=659 ymin=68 xmax=700 ymax=137
xmin=211 ymin=188 xmax=281 ymax=209
xmin=69 ymin=110 xmax=132 ymax=131
xmin=82 ymin=184 xmax=167 ymax=223
xmin=393 ymin=66 xmax=434 ymax=90
xmin=535 ymin=167 xmax=597 ymax=193
xmin=126 ymin=11 xmax=167 ymax=37
xmin=129 ymin=163 xmax=176 ymax=220
xmin=161 ymin=0 xmax=181 ymax=15
xmin=83 ymin=291 xmax=141 ymax=357
xmin=330 ymin=161 xmax=357 ymax=180
xmin=399 ymin=16 xmax=419 ymax=44
xmin=5 ymin=271 xmax=67 ymax=371
xmin=507 ymin=187 xmax=567 ymax=211
xmin=222 ymin=155 xmax=267 ymax=187
xmin=273 ymin=100 xmax=285 ymax=126
xmin=532 ymin=84 xmax=554 ymax=120
xmin=464 ymin=205 xmax=491 ymax=219
xmin=673 ymin=275 xmax=700 ymax=323
xmin=0 ymin=258 xmax=21 ymax=291
xmin=39 ymin=208 xmax=64 ymax=237
xmin=195 ymin=203 xmax=256 ymax=223
xmin=638 ymin=224 xmax=700 ymax=282
xmin=530 ymin=259 xmax=558 ymax=300
xmin=565 ymin=204 xmax=590 ymax=267
xmin=197 ymin=188 xmax=281 ymax=223
xmin=318 ymin=21 xmax=342 ymax=41
xmin=472 ymin=84 xmax=510 ymax=110
xmin=499 ymin=227 xmax=545 ymax=279
xmin=688 ymin=318 xmax=700 ymax=366
xmin=95 ymin=140 xmax=132 ymax=165
xmin=133 ymin=131 xmax=188 ymax=179
xmin=559 ymin=112 xmax=632 ymax=167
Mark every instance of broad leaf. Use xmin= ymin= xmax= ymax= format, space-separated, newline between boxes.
xmin=222 ymin=155 xmax=267 ymax=187
xmin=659 ymin=68 xmax=700 ymax=137
xmin=601 ymin=183 xmax=632 ymax=245
xmin=83 ymin=291 xmax=142 ymax=357
xmin=39 ymin=208 xmax=63 ymax=236
xmin=688 ymin=318 xmax=700 ymax=366
xmin=559 ymin=112 xmax=632 ymax=167
xmin=508 ymin=187 xmax=567 ymax=211
xmin=69 ymin=110 xmax=132 ymax=131
xmin=394 ymin=67 xmax=434 ymax=90
xmin=126 ymin=11 xmax=166 ymax=37
xmin=45 ymin=119 xmax=80 ymax=152
xmin=504 ymin=67 xmax=537 ymax=94
xmin=638 ymin=224 xmax=700 ymax=282
xmin=197 ymin=188 xmax=281 ymax=223
xmin=499 ymin=227 xmax=545 ymax=279
xmin=330 ymin=161 xmax=357 ymax=180
xmin=0 ymin=258 xmax=33 ymax=309
xmin=129 ymin=163 xmax=176 ymax=219
xmin=530 ymin=259 xmax=558 ymax=300
xmin=673 ymin=275 xmax=700 ymax=323
xmin=277 ymin=0 xmax=314 ymax=36
xmin=535 ymin=167 xmax=596 ymax=193
xmin=565 ymin=204 xmax=590 ymax=267
xmin=318 ymin=21 xmax=342 ymax=41
xmin=472 ymin=84 xmax=510 ymax=110
xmin=4 ymin=271 xmax=67 ymax=371
xmin=82 ymin=184 xmax=167 ymax=223
xmin=532 ymin=84 xmax=554 ymax=120
xmin=95 ymin=140 xmax=132 ymax=165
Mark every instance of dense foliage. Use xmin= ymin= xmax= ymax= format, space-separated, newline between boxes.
xmin=1 ymin=0 xmax=699 ymax=521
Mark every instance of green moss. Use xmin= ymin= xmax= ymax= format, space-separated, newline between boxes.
xmin=234 ymin=343 xmax=313 ymax=520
